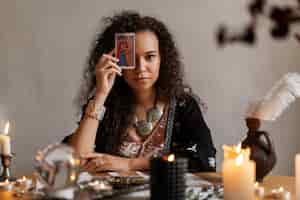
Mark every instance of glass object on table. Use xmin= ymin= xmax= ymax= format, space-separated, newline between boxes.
xmin=34 ymin=143 xmax=81 ymax=199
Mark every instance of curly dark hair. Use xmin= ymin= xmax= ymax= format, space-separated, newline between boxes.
xmin=76 ymin=10 xmax=191 ymax=149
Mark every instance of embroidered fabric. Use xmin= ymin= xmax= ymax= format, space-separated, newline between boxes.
xmin=117 ymin=104 xmax=169 ymax=158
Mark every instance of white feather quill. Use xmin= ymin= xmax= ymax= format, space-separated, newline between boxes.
xmin=246 ymin=72 xmax=300 ymax=121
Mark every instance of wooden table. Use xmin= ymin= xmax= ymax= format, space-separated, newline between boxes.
xmin=197 ymin=173 xmax=295 ymax=199
xmin=0 ymin=173 xmax=296 ymax=199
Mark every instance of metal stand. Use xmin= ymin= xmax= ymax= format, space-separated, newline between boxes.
xmin=0 ymin=154 xmax=15 ymax=181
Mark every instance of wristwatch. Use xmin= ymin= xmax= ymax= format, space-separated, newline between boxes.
xmin=85 ymin=99 xmax=106 ymax=121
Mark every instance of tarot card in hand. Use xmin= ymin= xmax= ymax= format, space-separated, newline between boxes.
xmin=115 ymin=33 xmax=135 ymax=69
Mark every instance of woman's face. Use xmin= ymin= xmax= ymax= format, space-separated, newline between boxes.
xmin=122 ymin=31 xmax=161 ymax=93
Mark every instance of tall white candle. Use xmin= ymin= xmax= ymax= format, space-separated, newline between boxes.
xmin=295 ymin=154 xmax=300 ymax=200
xmin=222 ymin=144 xmax=256 ymax=200
xmin=0 ymin=121 xmax=11 ymax=155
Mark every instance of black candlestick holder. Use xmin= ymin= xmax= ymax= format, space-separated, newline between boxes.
xmin=0 ymin=154 xmax=16 ymax=181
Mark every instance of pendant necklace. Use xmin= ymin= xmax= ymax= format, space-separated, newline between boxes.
xmin=133 ymin=94 xmax=163 ymax=137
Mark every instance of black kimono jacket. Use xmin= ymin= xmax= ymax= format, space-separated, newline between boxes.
xmin=63 ymin=93 xmax=216 ymax=172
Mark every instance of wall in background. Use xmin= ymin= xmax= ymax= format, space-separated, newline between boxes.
xmin=0 ymin=0 xmax=299 ymax=176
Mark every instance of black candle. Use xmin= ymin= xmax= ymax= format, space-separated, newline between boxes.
xmin=150 ymin=154 xmax=188 ymax=200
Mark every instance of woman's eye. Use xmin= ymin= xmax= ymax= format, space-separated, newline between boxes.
xmin=146 ymin=55 xmax=156 ymax=61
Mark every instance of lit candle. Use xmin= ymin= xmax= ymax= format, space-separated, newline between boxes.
xmin=268 ymin=187 xmax=291 ymax=200
xmin=222 ymin=144 xmax=256 ymax=200
xmin=254 ymin=182 xmax=265 ymax=198
xmin=0 ymin=121 xmax=11 ymax=155
xmin=295 ymin=154 xmax=300 ymax=200
xmin=0 ymin=179 xmax=13 ymax=190
xmin=88 ymin=180 xmax=112 ymax=191
xmin=16 ymin=176 xmax=32 ymax=191
xmin=150 ymin=154 xmax=188 ymax=200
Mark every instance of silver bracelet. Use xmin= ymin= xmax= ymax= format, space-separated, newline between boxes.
xmin=85 ymin=99 xmax=106 ymax=121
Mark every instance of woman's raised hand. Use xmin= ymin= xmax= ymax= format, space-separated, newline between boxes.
xmin=95 ymin=50 xmax=122 ymax=102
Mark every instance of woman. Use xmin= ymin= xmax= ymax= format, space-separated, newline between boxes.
xmin=63 ymin=11 xmax=216 ymax=173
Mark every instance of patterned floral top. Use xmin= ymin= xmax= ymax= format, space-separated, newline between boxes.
xmin=117 ymin=104 xmax=169 ymax=158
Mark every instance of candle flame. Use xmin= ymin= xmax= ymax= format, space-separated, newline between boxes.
xmin=4 ymin=121 xmax=9 ymax=135
xmin=235 ymin=154 xmax=244 ymax=166
xmin=22 ymin=176 xmax=26 ymax=181
xmin=236 ymin=143 xmax=241 ymax=153
xmin=5 ymin=179 xmax=9 ymax=184
xmin=167 ymin=154 xmax=175 ymax=162
xmin=278 ymin=187 xmax=284 ymax=192
xmin=223 ymin=143 xmax=251 ymax=161
xmin=99 ymin=182 xmax=106 ymax=189
xmin=69 ymin=158 xmax=80 ymax=166
xmin=70 ymin=158 xmax=75 ymax=165
xmin=70 ymin=174 xmax=76 ymax=181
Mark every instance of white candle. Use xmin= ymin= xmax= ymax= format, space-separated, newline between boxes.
xmin=0 ymin=121 xmax=11 ymax=155
xmin=16 ymin=176 xmax=32 ymax=191
xmin=222 ymin=144 xmax=256 ymax=200
xmin=295 ymin=154 xmax=300 ymax=200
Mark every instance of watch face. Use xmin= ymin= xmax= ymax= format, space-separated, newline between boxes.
xmin=96 ymin=106 xmax=106 ymax=121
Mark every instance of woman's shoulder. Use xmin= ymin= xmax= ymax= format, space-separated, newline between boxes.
xmin=175 ymin=92 xmax=207 ymax=113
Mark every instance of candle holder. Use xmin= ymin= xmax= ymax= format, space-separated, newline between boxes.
xmin=242 ymin=118 xmax=277 ymax=182
xmin=0 ymin=154 xmax=15 ymax=182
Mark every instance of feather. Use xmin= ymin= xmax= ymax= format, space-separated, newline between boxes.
xmin=246 ymin=72 xmax=300 ymax=121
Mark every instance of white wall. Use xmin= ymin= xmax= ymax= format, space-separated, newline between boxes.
xmin=0 ymin=0 xmax=299 ymax=177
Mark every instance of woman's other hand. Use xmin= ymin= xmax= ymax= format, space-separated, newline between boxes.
xmin=81 ymin=152 xmax=131 ymax=173
xmin=95 ymin=50 xmax=122 ymax=103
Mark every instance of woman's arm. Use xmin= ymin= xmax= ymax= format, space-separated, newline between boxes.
xmin=82 ymin=153 xmax=150 ymax=172
xmin=68 ymin=94 xmax=106 ymax=155
xmin=67 ymin=51 xmax=121 ymax=155
xmin=129 ymin=157 xmax=150 ymax=171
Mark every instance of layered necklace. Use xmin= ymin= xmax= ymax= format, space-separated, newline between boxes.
xmin=133 ymin=93 xmax=163 ymax=137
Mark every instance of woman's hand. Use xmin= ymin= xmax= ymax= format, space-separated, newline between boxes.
xmin=81 ymin=153 xmax=131 ymax=173
xmin=95 ymin=50 xmax=122 ymax=101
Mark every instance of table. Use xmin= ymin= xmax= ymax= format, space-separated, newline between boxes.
xmin=0 ymin=173 xmax=296 ymax=200
xmin=198 ymin=173 xmax=295 ymax=200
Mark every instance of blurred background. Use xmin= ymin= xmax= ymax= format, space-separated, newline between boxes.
xmin=0 ymin=0 xmax=299 ymax=176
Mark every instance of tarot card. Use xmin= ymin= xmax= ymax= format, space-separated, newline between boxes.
xmin=115 ymin=33 xmax=135 ymax=68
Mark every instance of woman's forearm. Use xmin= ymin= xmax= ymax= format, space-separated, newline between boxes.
xmin=129 ymin=157 xmax=150 ymax=171
xmin=69 ymin=94 xmax=106 ymax=155
xmin=69 ymin=116 xmax=100 ymax=154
